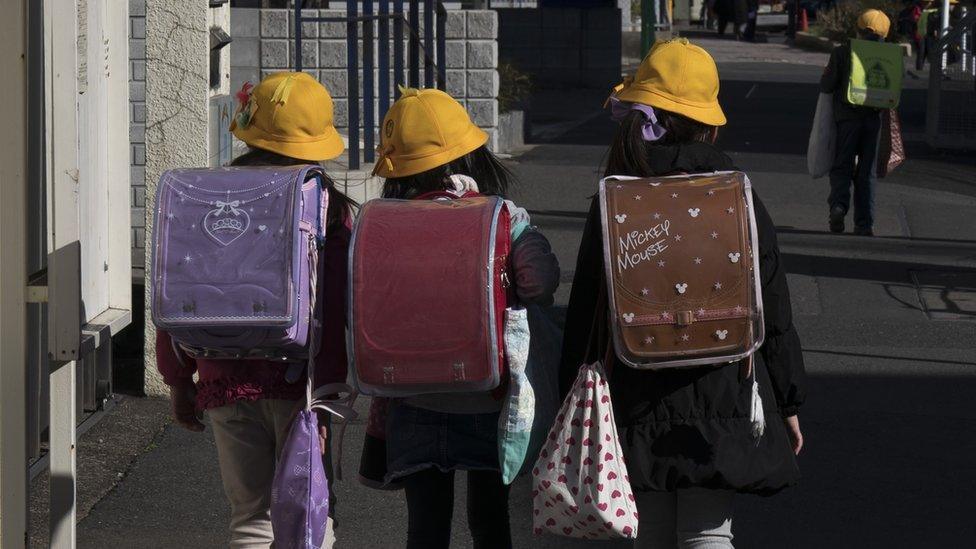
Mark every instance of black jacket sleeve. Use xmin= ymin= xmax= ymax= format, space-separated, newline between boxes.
xmin=558 ymin=197 xmax=605 ymax=398
xmin=510 ymin=227 xmax=560 ymax=307
xmin=752 ymin=191 xmax=807 ymax=417
xmin=820 ymin=46 xmax=842 ymax=94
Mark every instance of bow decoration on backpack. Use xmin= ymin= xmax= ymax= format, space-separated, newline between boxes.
xmin=214 ymin=200 xmax=245 ymax=216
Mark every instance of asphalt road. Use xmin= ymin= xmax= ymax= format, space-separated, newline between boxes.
xmin=76 ymin=38 xmax=976 ymax=549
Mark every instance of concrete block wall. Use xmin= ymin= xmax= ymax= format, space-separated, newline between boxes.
xmin=130 ymin=0 xmax=147 ymax=269
xmin=230 ymin=8 xmax=500 ymax=151
xmin=498 ymin=6 xmax=621 ymax=90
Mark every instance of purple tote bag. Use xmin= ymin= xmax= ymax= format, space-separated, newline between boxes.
xmin=150 ymin=165 xmax=328 ymax=360
xmin=272 ymin=382 xmax=356 ymax=549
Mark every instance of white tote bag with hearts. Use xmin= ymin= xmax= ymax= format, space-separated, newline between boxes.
xmin=531 ymin=360 xmax=639 ymax=540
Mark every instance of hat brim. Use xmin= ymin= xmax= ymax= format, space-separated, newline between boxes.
xmin=374 ymin=124 xmax=489 ymax=179
xmin=617 ymin=86 xmax=727 ymax=127
xmin=231 ymin=124 xmax=346 ymax=162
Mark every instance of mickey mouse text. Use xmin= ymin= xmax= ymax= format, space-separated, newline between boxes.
xmin=616 ymin=220 xmax=671 ymax=273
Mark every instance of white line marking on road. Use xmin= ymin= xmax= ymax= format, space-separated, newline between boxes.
xmin=745 ymin=84 xmax=757 ymax=99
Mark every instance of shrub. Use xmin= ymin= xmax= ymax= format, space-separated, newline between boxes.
xmin=498 ymin=61 xmax=532 ymax=113
xmin=815 ymin=0 xmax=907 ymax=43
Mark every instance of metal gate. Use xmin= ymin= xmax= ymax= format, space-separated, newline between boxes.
xmin=294 ymin=0 xmax=448 ymax=170
xmin=926 ymin=7 xmax=976 ymax=150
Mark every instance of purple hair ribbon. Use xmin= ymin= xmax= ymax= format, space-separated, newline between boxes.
xmin=609 ymin=97 xmax=668 ymax=142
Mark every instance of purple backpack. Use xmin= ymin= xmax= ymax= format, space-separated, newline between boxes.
xmin=150 ymin=165 xmax=328 ymax=360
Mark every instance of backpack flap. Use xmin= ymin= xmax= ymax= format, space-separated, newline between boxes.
xmin=599 ymin=172 xmax=765 ymax=369
xmin=151 ymin=165 xmax=324 ymax=355
xmin=348 ymin=195 xmax=510 ymax=396
xmin=846 ymin=39 xmax=904 ymax=109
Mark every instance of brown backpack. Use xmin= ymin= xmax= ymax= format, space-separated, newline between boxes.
xmin=599 ymin=171 xmax=765 ymax=370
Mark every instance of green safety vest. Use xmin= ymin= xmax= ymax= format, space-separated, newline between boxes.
xmin=847 ymin=39 xmax=904 ymax=109
xmin=917 ymin=8 xmax=937 ymax=39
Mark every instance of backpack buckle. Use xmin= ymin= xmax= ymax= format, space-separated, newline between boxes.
xmin=675 ymin=310 xmax=695 ymax=326
xmin=382 ymin=366 xmax=395 ymax=384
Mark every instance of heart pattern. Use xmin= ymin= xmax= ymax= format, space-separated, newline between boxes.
xmin=531 ymin=362 xmax=639 ymax=540
xmin=728 ymin=252 xmax=741 ymax=263
xmin=203 ymin=206 xmax=251 ymax=247
xmin=675 ymin=283 xmax=688 ymax=295
xmin=688 ymin=207 xmax=701 ymax=218
xmin=715 ymin=329 xmax=729 ymax=341
xmin=615 ymin=214 xmax=627 ymax=224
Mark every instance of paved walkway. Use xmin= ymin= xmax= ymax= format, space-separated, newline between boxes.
xmin=68 ymin=38 xmax=976 ymax=549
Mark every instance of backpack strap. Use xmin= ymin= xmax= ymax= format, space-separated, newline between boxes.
xmin=583 ymin=279 xmax=613 ymax=371
xmin=301 ymin=228 xmax=358 ymax=479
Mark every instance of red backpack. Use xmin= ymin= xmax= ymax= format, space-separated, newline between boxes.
xmin=348 ymin=192 xmax=511 ymax=397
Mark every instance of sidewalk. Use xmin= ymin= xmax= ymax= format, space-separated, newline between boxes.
xmin=67 ymin=38 xmax=976 ymax=548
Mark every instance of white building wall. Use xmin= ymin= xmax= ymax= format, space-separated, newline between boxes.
xmin=0 ymin=1 xmax=29 ymax=545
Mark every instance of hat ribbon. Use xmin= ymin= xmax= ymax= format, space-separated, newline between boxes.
xmin=271 ymin=75 xmax=296 ymax=105
xmin=608 ymin=97 xmax=668 ymax=142
xmin=372 ymin=144 xmax=395 ymax=176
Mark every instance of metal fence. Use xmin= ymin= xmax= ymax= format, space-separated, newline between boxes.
xmin=295 ymin=0 xmax=448 ymax=170
xmin=926 ymin=7 xmax=976 ymax=150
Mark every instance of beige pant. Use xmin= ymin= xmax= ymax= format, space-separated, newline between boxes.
xmin=208 ymin=399 xmax=336 ymax=549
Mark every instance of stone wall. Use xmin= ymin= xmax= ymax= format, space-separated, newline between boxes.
xmin=130 ymin=0 xmax=146 ymax=269
xmin=498 ymin=6 xmax=621 ymax=90
xmin=230 ymin=8 xmax=501 ymax=150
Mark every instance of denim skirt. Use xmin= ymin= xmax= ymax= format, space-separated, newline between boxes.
xmin=385 ymin=403 xmax=501 ymax=483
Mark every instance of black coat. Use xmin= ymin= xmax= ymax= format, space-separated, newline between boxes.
xmin=559 ymin=142 xmax=806 ymax=496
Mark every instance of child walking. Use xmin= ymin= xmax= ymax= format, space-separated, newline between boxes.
xmin=369 ymin=88 xmax=560 ymax=549
xmin=155 ymin=71 xmax=353 ymax=549
xmin=820 ymin=9 xmax=892 ymax=236
xmin=560 ymin=39 xmax=807 ymax=548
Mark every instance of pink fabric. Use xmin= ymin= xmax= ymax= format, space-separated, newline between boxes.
xmin=156 ymin=224 xmax=351 ymax=411
xmin=531 ymin=361 xmax=639 ymax=540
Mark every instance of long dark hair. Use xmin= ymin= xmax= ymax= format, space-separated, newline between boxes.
xmin=604 ymin=109 xmax=716 ymax=177
xmin=231 ymin=148 xmax=355 ymax=231
xmin=381 ymin=145 xmax=515 ymax=199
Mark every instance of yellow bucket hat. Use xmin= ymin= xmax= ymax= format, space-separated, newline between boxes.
xmin=230 ymin=71 xmax=345 ymax=162
xmin=373 ymin=87 xmax=488 ymax=178
xmin=612 ymin=38 xmax=726 ymax=127
xmin=857 ymin=9 xmax=891 ymax=39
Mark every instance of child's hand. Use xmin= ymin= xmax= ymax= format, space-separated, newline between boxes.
xmin=170 ymin=382 xmax=205 ymax=432
xmin=784 ymin=415 xmax=803 ymax=455
xmin=288 ymin=403 xmax=330 ymax=456
xmin=315 ymin=410 xmax=330 ymax=456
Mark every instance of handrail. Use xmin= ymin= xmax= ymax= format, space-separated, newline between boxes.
xmin=295 ymin=0 xmax=448 ymax=170
xmin=931 ymin=9 xmax=976 ymax=58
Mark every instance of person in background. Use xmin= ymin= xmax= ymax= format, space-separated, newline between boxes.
xmin=156 ymin=71 xmax=354 ymax=549
xmin=898 ymin=0 xmax=930 ymax=70
xmin=561 ymin=38 xmax=806 ymax=548
xmin=820 ymin=9 xmax=891 ymax=236
xmin=713 ymin=0 xmax=747 ymax=38
xmin=742 ymin=0 xmax=760 ymax=41
xmin=368 ymin=88 xmax=560 ymax=549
